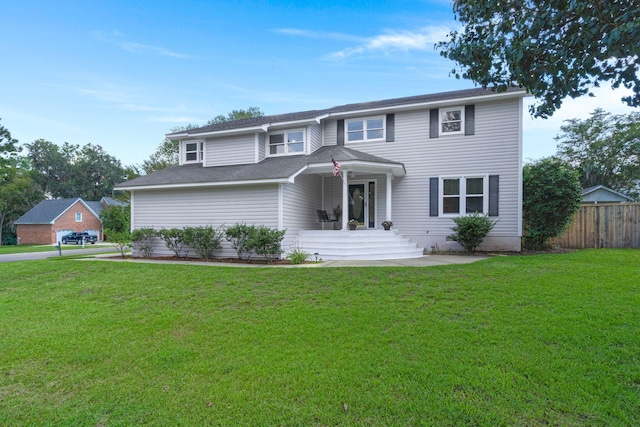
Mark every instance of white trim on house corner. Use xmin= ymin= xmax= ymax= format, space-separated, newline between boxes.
xmin=254 ymin=132 xmax=260 ymax=163
xmin=130 ymin=193 xmax=135 ymax=232
xmin=278 ymin=184 xmax=284 ymax=230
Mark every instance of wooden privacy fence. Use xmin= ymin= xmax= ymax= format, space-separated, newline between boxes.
xmin=554 ymin=203 xmax=640 ymax=249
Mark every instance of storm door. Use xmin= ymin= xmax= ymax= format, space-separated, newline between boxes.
xmin=348 ymin=181 xmax=376 ymax=228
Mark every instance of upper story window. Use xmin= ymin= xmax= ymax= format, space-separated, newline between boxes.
xmin=75 ymin=212 xmax=82 ymax=222
xmin=268 ymin=129 xmax=305 ymax=156
xmin=440 ymin=107 xmax=464 ymax=135
xmin=441 ymin=176 xmax=487 ymax=215
xmin=184 ymin=140 xmax=204 ymax=163
xmin=346 ymin=117 xmax=384 ymax=142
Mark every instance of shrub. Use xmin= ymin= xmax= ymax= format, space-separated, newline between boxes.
xmin=131 ymin=228 xmax=157 ymax=259
xmin=99 ymin=205 xmax=130 ymax=234
xmin=158 ymin=228 xmax=186 ymax=258
xmin=104 ymin=228 xmax=131 ymax=258
xmin=287 ymin=248 xmax=309 ymax=264
xmin=249 ymin=226 xmax=286 ymax=261
xmin=225 ymin=223 xmax=254 ymax=259
xmin=183 ymin=225 xmax=224 ymax=260
xmin=523 ymin=157 xmax=582 ymax=249
xmin=449 ymin=212 xmax=496 ymax=252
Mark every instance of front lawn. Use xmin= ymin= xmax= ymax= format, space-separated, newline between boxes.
xmin=1 ymin=250 xmax=638 ymax=426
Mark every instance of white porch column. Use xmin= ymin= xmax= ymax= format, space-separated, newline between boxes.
xmin=342 ymin=171 xmax=349 ymax=230
xmin=386 ymin=173 xmax=392 ymax=221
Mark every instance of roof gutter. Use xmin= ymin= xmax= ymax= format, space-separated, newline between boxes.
xmin=116 ymin=177 xmax=292 ymax=191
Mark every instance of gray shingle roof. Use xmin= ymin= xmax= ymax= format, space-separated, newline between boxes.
xmin=15 ymin=198 xmax=103 ymax=224
xmin=168 ymin=86 xmax=525 ymax=137
xmin=115 ymin=146 xmax=403 ymax=189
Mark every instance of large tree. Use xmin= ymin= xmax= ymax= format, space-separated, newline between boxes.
xmin=138 ymin=107 xmax=264 ymax=174
xmin=0 ymin=121 xmax=43 ymax=244
xmin=555 ymin=109 xmax=640 ymax=199
xmin=438 ymin=1 xmax=640 ymax=118
xmin=25 ymin=140 xmax=126 ymax=200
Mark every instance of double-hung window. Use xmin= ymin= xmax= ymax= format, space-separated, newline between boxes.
xmin=268 ymin=129 xmax=305 ymax=156
xmin=441 ymin=176 xmax=487 ymax=215
xmin=346 ymin=117 xmax=384 ymax=142
xmin=440 ymin=107 xmax=464 ymax=135
xmin=75 ymin=212 xmax=82 ymax=222
xmin=184 ymin=141 xmax=204 ymax=163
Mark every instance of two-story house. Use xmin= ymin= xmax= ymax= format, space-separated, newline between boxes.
xmin=115 ymin=87 xmax=527 ymax=259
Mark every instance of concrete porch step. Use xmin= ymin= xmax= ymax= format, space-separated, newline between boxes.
xmin=296 ymin=229 xmax=424 ymax=261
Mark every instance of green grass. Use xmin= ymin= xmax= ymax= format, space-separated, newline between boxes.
xmin=0 ymin=244 xmax=110 ymax=255
xmin=1 ymin=249 xmax=638 ymax=426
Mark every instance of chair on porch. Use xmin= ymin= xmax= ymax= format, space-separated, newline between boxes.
xmin=316 ymin=210 xmax=339 ymax=230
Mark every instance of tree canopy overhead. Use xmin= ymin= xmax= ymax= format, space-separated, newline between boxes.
xmin=438 ymin=0 xmax=640 ymax=118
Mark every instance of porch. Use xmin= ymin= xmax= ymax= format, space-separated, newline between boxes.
xmin=296 ymin=229 xmax=423 ymax=260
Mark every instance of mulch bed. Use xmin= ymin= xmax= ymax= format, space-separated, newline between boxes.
xmin=107 ymin=255 xmax=292 ymax=265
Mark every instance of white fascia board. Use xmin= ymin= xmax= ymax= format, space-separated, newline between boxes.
xmin=262 ymin=117 xmax=322 ymax=130
xmin=166 ymin=125 xmax=269 ymax=140
xmin=327 ymin=90 xmax=529 ymax=119
xmin=117 ymin=177 xmax=291 ymax=191
xmin=289 ymin=165 xmax=309 ymax=182
xmin=315 ymin=113 xmax=330 ymax=123
xmin=305 ymin=160 xmax=406 ymax=177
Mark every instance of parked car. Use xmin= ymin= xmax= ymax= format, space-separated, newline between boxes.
xmin=61 ymin=232 xmax=97 ymax=244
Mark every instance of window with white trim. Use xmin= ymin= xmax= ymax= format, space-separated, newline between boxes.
xmin=441 ymin=176 xmax=487 ymax=215
xmin=184 ymin=141 xmax=204 ymax=163
xmin=267 ymin=129 xmax=305 ymax=156
xmin=346 ymin=117 xmax=384 ymax=142
xmin=440 ymin=107 xmax=464 ymax=135
xmin=75 ymin=212 xmax=82 ymax=222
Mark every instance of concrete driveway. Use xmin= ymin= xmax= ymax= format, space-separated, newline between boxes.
xmin=0 ymin=246 xmax=119 ymax=263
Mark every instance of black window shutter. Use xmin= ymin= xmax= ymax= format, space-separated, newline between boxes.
xmin=429 ymin=109 xmax=439 ymax=138
xmin=429 ymin=177 xmax=439 ymax=216
xmin=489 ymin=175 xmax=499 ymax=216
xmin=386 ymin=113 xmax=395 ymax=142
xmin=337 ymin=119 xmax=344 ymax=146
xmin=465 ymin=105 xmax=475 ymax=136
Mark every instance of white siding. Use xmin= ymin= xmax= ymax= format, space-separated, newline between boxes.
xmin=281 ymin=174 xmax=323 ymax=254
xmin=132 ymin=185 xmax=279 ymax=257
xmin=309 ymin=123 xmax=323 ymax=153
xmin=204 ymin=134 xmax=255 ymax=167
xmin=256 ymin=133 xmax=266 ymax=162
xmin=322 ymin=119 xmax=338 ymax=146
xmin=334 ymin=98 xmax=523 ymax=251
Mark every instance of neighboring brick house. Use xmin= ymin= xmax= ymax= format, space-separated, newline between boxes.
xmin=15 ymin=198 xmax=107 ymax=244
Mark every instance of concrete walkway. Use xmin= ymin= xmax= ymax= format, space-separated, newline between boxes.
xmin=86 ymin=254 xmax=489 ymax=268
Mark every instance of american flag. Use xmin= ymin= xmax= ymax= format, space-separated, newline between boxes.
xmin=332 ymin=158 xmax=341 ymax=177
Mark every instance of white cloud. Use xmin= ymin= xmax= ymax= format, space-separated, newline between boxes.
xmin=274 ymin=28 xmax=364 ymax=43
xmin=119 ymin=42 xmax=189 ymax=59
xmin=326 ymin=26 xmax=452 ymax=60
xmin=92 ymin=30 xmax=189 ymax=58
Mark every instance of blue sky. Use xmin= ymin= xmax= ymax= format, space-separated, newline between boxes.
xmin=1 ymin=0 xmax=636 ymax=167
